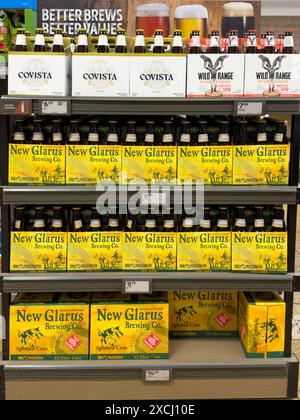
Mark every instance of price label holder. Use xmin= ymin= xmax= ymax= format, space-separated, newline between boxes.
xmin=141 ymin=192 xmax=167 ymax=207
xmin=235 ymin=101 xmax=265 ymax=116
xmin=123 ymin=279 xmax=152 ymax=295
xmin=40 ymin=100 xmax=71 ymax=115
xmin=144 ymin=369 xmax=173 ymax=383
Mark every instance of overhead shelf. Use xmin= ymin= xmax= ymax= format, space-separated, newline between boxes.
xmin=1 ymin=340 xmax=298 ymax=400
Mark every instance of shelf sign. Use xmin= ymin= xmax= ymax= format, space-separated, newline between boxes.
xmin=41 ymin=100 xmax=69 ymax=115
xmin=144 ymin=369 xmax=172 ymax=382
xmin=123 ymin=280 xmax=151 ymax=294
xmin=236 ymin=102 xmax=264 ymax=116
xmin=0 ymin=99 xmax=32 ymax=115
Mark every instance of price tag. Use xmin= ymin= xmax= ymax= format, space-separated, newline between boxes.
xmin=141 ymin=193 xmax=167 ymax=206
xmin=236 ymin=102 xmax=264 ymax=116
xmin=41 ymin=100 xmax=69 ymax=115
xmin=123 ymin=280 xmax=151 ymax=294
xmin=145 ymin=369 xmax=172 ymax=382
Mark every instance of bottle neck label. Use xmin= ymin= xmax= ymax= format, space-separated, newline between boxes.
xmin=235 ymin=219 xmax=246 ymax=228
xmin=107 ymin=133 xmax=119 ymax=143
xmin=145 ymin=134 xmax=155 ymax=144
xmin=35 ymin=34 xmax=45 ymax=46
xmin=218 ymin=219 xmax=228 ymax=229
xmin=284 ymin=36 xmax=294 ymax=48
xmin=116 ymin=35 xmax=126 ymax=47
xmin=173 ymin=36 xmax=183 ymax=48
xmin=14 ymin=132 xmax=25 ymax=142
xmin=16 ymin=34 xmax=27 ymax=46
xmin=53 ymin=34 xmax=64 ymax=46
xmin=274 ymin=133 xmax=284 ymax=143
xmin=126 ymin=134 xmax=137 ymax=143
xmin=75 ymin=220 xmax=83 ymax=230
xmin=135 ymin=35 xmax=146 ymax=47
xmin=69 ymin=133 xmax=80 ymax=142
xmin=272 ymin=219 xmax=284 ymax=229
xmin=90 ymin=219 xmax=101 ymax=228
xmin=34 ymin=219 xmax=45 ymax=229
xmin=163 ymin=134 xmax=173 ymax=143
xmin=200 ymin=219 xmax=211 ymax=229
xmin=255 ymin=219 xmax=265 ymax=228
xmin=52 ymin=219 xmax=63 ymax=228
xmin=53 ymin=133 xmax=63 ymax=143
xmin=98 ymin=34 xmax=109 ymax=47
xmin=198 ymin=134 xmax=209 ymax=143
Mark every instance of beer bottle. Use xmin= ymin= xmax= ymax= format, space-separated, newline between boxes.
xmin=15 ymin=28 xmax=27 ymax=52
xmin=163 ymin=208 xmax=176 ymax=232
xmin=181 ymin=208 xmax=195 ymax=232
xmin=179 ymin=121 xmax=191 ymax=145
xmin=87 ymin=120 xmax=100 ymax=145
xmin=209 ymin=31 xmax=221 ymax=54
xmin=265 ymin=30 xmax=276 ymax=54
xmin=145 ymin=120 xmax=155 ymax=145
xmin=199 ymin=207 xmax=212 ymax=232
xmin=227 ymin=30 xmax=240 ymax=54
xmin=247 ymin=30 xmax=258 ymax=54
xmin=234 ymin=206 xmax=248 ymax=232
xmin=71 ymin=207 xmax=84 ymax=232
xmin=172 ymin=30 xmax=184 ymax=54
xmin=52 ymin=28 xmax=64 ymax=53
xmin=125 ymin=214 xmax=137 ymax=232
xmin=254 ymin=206 xmax=265 ymax=232
xmin=237 ymin=120 xmax=249 ymax=146
xmin=125 ymin=121 xmax=137 ymax=144
xmin=198 ymin=120 xmax=209 ymax=145
xmin=108 ymin=207 xmax=121 ymax=231
xmin=271 ymin=207 xmax=286 ymax=232
xmin=274 ymin=121 xmax=288 ymax=144
xmin=52 ymin=119 xmax=64 ymax=145
xmin=76 ymin=28 xmax=89 ymax=53
xmin=218 ymin=121 xmax=230 ymax=145
xmin=217 ymin=207 xmax=229 ymax=232
xmin=144 ymin=212 xmax=157 ymax=232
xmin=88 ymin=207 xmax=101 ymax=232
xmin=13 ymin=206 xmax=26 ymax=231
xmin=162 ymin=120 xmax=175 ymax=146
xmin=283 ymin=31 xmax=294 ymax=54
xmin=33 ymin=207 xmax=46 ymax=231
xmin=153 ymin=30 xmax=165 ymax=54
xmin=68 ymin=120 xmax=81 ymax=145
xmin=34 ymin=28 xmax=46 ymax=52
xmin=257 ymin=120 xmax=268 ymax=145
xmin=13 ymin=120 xmax=26 ymax=143
xmin=97 ymin=29 xmax=110 ymax=54
xmin=115 ymin=28 xmax=127 ymax=54
xmin=134 ymin=29 xmax=146 ymax=54
xmin=31 ymin=119 xmax=44 ymax=144
xmin=51 ymin=207 xmax=64 ymax=232
xmin=107 ymin=120 xmax=120 ymax=145
xmin=189 ymin=31 xmax=202 ymax=54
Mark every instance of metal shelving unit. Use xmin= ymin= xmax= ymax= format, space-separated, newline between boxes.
xmin=1 ymin=96 xmax=299 ymax=400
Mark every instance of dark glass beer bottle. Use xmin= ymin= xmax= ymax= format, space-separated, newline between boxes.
xmin=163 ymin=208 xmax=176 ymax=232
xmin=153 ymin=30 xmax=165 ymax=54
xmin=198 ymin=120 xmax=209 ymax=145
xmin=15 ymin=28 xmax=27 ymax=52
xmin=234 ymin=206 xmax=248 ymax=232
xmin=247 ymin=30 xmax=258 ymax=54
xmin=88 ymin=207 xmax=101 ymax=231
xmin=52 ymin=28 xmax=64 ymax=53
xmin=237 ymin=120 xmax=249 ymax=145
xmin=71 ymin=207 xmax=84 ymax=232
xmin=179 ymin=121 xmax=191 ymax=145
xmin=271 ymin=207 xmax=286 ymax=232
xmin=97 ymin=29 xmax=110 ymax=54
xmin=33 ymin=207 xmax=46 ymax=231
xmin=218 ymin=121 xmax=230 ymax=145
xmin=32 ymin=119 xmax=44 ymax=144
xmin=51 ymin=207 xmax=64 ymax=232
xmin=274 ymin=121 xmax=288 ymax=144
xmin=134 ymin=29 xmax=146 ymax=54
xmin=265 ymin=30 xmax=276 ymax=54
xmin=76 ymin=28 xmax=89 ymax=53
xmin=189 ymin=31 xmax=202 ymax=54
xmin=145 ymin=120 xmax=155 ymax=145
xmin=199 ymin=207 xmax=212 ymax=232
xmin=257 ymin=120 xmax=268 ymax=145
xmin=34 ymin=29 xmax=46 ymax=52
xmin=209 ymin=31 xmax=221 ymax=54
xmin=283 ymin=31 xmax=294 ymax=54
xmin=13 ymin=206 xmax=26 ymax=231
xmin=52 ymin=119 xmax=63 ymax=145
xmin=87 ymin=120 xmax=100 ymax=145
xmin=115 ymin=28 xmax=127 ymax=54
xmin=68 ymin=120 xmax=81 ymax=145
xmin=107 ymin=120 xmax=120 ymax=145
xmin=217 ymin=207 xmax=229 ymax=232
xmin=13 ymin=120 xmax=26 ymax=143
xmin=227 ymin=30 xmax=240 ymax=54
xmin=125 ymin=121 xmax=137 ymax=144
xmin=172 ymin=30 xmax=184 ymax=54
xmin=162 ymin=120 xmax=175 ymax=146
xmin=254 ymin=206 xmax=265 ymax=232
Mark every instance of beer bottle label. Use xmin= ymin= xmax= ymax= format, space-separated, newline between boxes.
xmin=272 ymin=219 xmax=284 ymax=229
xmin=135 ymin=35 xmax=146 ymax=47
xmin=200 ymin=219 xmax=211 ymax=229
xmin=88 ymin=133 xmax=99 ymax=142
xmin=145 ymin=134 xmax=155 ymax=143
xmin=164 ymin=220 xmax=175 ymax=229
xmin=109 ymin=219 xmax=119 ymax=228
xmin=127 ymin=220 xmax=133 ymax=230
xmin=78 ymin=35 xmax=88 ymax=46
xmin=191 ymin=36 xmax=201 ymax=47
xmin=53 ymin=34 xmax=64 ymax=46
xmin=32 ymin=132 xmax=44 ymax=142
xmin=255 ymin=219 xmax=265 ymax=229
xmin=107 ymin=133 xmax=119 ymax=143
xmin=163 ymin=134 xmax=173 ymax=143
xmin=69 ymin=133 xmax=80 ymax=142
xmin=75 ymin=220 xmax=83 ymax=229
xmin=257 ymin=133 xmax=267 ymax=143
xmin=198 ymin=134 xmax=209 ymax=143
xmin=14 ymin=132 xmax=25 ymax=142
xmin=210 ymin=36 xmax=220 ymax=47
xmin=217 ymin=220 xmax=228 ymax=229
xmin=218 ymin=134 xmax=230 ymax=143
xmin=266 ymin=35 xmax=275 ymax=46
xmin=183 ymin=218 xmax=193 ymax=228
xmin=235 ymin=219 xmax=247 ymax=228
xmin=116 ymin=35 xmax=127 ymax=47
xmin=180 ymin=134 xmax=191 ymax=143
xmin=70 ymin=42 xmax=76 ymax=53
xmin=34 ymin=219 xmax=45 ymax=229
xmin=53 ymin=133 xmax=63 ymax=143
xmin=145 ymin=220 xmax=156 ymax=229
xmin=16 ymin=34 xmax=27 ymax=46
xmin=126 ymin=134 xmax=137 ymax=143
xmin=98 ymin=35 xmax=109 ymax=46
xmin=154 ymin=35 xmax=164 ymax=47
xmin=229 ymin=36 xmax=239 ymax=47
xmin=52 ymin=219 xmax=63 ymax=229
xmin=90 ymin=219 xmax=101 ymax=229
xmin=35 ymin=34 xmax=45 ymax=46
xmin=247 ymin=36 xmax=257 ymax=47
xmin=173 ymin=36 xmax=183 ymax=48
xmin=15 ymin=220 xmax=21 ymax=230
xmin=274 ymin=133 xmax=284 ymax=143
xmin=284 ymin=36 xmax=294 ymax=47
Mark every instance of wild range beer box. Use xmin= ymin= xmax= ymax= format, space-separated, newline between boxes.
xmin=123 ymin=232 xmax=177 ymax=272
xmin=177 ymin=232 xmax=232 ymax=272
xmin=187 ymin=54 xmax=245 ymax=98
xmin=66 ymin=145 xmax=122 ymax=185
xmin=10 ymin=231 xmax=68 ymax=272
xmin=10 ymin=293 xmax=90 ymax=361
xmin=67 ymin=232 xmax=123 ymax=272
xmin=244 ymin=54 xmax=300 ymax=97
xmin=130 ymin=54 xmax=186 ymax=98
xmin=169 ymin=291 xmax=238 ymax=338
xmin=9 ymin=144 xmax=66 ymax=185
xmin=90 ymin=293 xmax=169 ymax=360
xmin=239 ymin=292 xmax=286 ymax=358
xmin=72 ymin=54 xmax=130 ymax=97
xmin=8 ymin=52 xmax=71 ymax=96
xmin=232 ymin=232 xmax=288 ymax=273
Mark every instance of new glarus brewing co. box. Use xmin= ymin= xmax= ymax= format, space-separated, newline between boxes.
xmin=187 ymin=54 xmax=245 ymax=98
xmin=244 ymin=54 xmax=300 ymax=97
xmin=8 ymin=52 xmax=71 ymax=96
xmin=72 ymin=54 xmax=130 ymax=97
xmin=130 ymin=54 xmax=186 ymax=97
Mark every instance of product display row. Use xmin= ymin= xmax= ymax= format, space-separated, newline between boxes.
xmin=9 ymin=291 xmax=286 ymax=361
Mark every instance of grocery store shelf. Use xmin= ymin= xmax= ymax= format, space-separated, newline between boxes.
xmin=0 ymin=185 xmax=297 ymax=205
xmin=1 ymin=340 xmax=298 ymax=400
xmin=1 ymin=96 xmax=300 ymax=116
xmin=0 ymin=272 xmax=296 ymax=293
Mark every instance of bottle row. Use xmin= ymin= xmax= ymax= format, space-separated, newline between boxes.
xmin=9 ymin=291 xmax=286 ymax=361
xmin=10 ymin=205 xmax=288 ymax=274
xmin=9 ymin=116 xmax=290 ymax=187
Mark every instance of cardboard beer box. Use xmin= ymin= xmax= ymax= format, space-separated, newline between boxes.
xmin=130 ymin=54 xmax=186 ymax=98
xmin=8 ymin=52 xmax=71 ymax=96
xmin=239 ymin=292 xmax=286 ymax=358
xmin=244 ymin=54 xmax=300 ymax=97
xmin=72 ymin=54 xmax=130 ymax=97
xmin=67 ymin=232 xmax=123 ymax=272
xmin=187 ymin=54 xmax=245 ymax=98
xmin=169 ymin=291 xmax=238 ymax=338
xmin=232 ymin=232 xmax=288 ymax=273
xmin=123 ymin=232 xmax=177 ymax=272
xmin=10 ymin=231 xmax=68 ymax=272
xmin=177 ymin=232 xmax=232 ymax=272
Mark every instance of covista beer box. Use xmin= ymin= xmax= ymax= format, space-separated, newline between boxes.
xmin=130 ymin=54 xmax=186 ymax=98
xmin=8 ymin=52 xmax=71 ymax=96
xmin=187 ymin=54 xmax=245 ymax=98
xmin=244 ymin=54 xmax=300 ymax=97
xmin=72 ymin=54 xmax=130 ymax=97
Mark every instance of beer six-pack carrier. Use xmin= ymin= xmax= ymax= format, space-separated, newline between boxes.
xmin=1 ymin=32 xmax=300 ymax=401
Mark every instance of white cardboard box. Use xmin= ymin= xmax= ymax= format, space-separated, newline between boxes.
xmin=187 ymin=54 xmax=245 ymax=98
xmin=244 ymin=54 xmax=300 ymax=97
xmin=72 ymin=54 xmax=130 ymax=97
xmin=130 ymin=55 xmax=186 ymax=98
xmin=8 ymin=52 xmax=71 ymax=96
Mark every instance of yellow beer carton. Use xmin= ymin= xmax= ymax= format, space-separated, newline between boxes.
xmin=66 ymin=145 xmax=122 ymax=185
xmin=239 ymin=292 xmax=286 ymax=358
xmin=67 ymin=232 xmax=122 ymax=272
xmin=122 ymin=146 xmax=177 ymax=184
xmin=9 ymin=144 xmax=66 ymax=185
xmin=10 ymin=231 xmax=68 ymax=272
xmin=177 ymin=232 xmax=231 ymax=271
xmin=90 ymin=294 xmax=169 ymax=360
xmin=122 ymin=232 xmax=177 ymax=271
xmin=169 ymin=291 xmax=238 ymax=338
xmin=232 ymin=232 xmax=288 ymax=273
xmin=10 ymin=293 xmax=90 ymax=361
xmin=178 ymin=146 xmax=233 ymax=185
xmin=233 ymin=145 xmax=290 ymax=185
